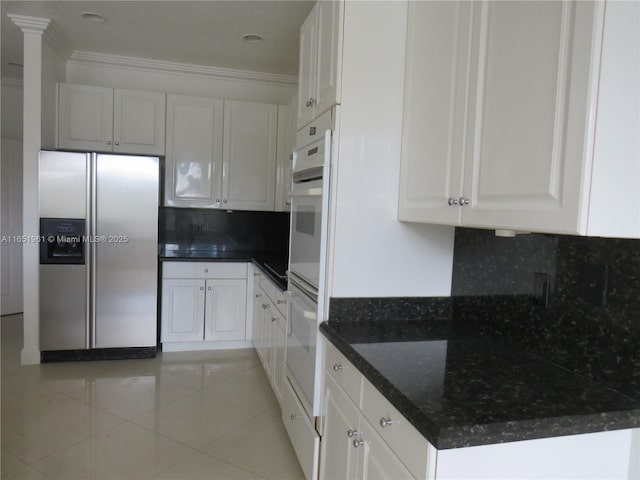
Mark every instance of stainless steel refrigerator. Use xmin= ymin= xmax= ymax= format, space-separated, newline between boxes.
xmin=39 ymin=151 xmax=159 ymax=359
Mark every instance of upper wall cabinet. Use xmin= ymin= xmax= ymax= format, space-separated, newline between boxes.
xmin=58 ymin=83 xmax=166 ymax=155
xmin=297 ymin=1 xmax=342 ymax=131
xmin=399 ymin=1 xmax=640 ymax=237
xmin=165 ymin=95 xmax=278 ymax=211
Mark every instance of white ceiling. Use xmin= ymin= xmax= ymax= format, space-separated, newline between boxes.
xmin=1 ymin=0 xmax=314 ymax=80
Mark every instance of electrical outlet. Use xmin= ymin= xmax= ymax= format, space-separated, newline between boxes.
xmin=533 ymin=272 xmax=550 ymax=308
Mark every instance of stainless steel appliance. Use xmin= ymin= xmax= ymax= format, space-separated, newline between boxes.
xmin=286 ymin=130 xmax=331 ymax=416
xmin=39 ymin=151 xmax=159 ymax=359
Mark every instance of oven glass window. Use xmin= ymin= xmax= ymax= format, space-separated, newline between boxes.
xmin=295 ymin=207 xmax=316 ymax=236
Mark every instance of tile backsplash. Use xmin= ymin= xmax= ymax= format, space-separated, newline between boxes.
xmin=451 ymin=227 xmax=640 ymax=400
xmin=159 ymin=207 xmax=290 ymax=255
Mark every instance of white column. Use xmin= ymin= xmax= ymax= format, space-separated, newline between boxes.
xmin=8 ymin=14 xmax=51 ymax=365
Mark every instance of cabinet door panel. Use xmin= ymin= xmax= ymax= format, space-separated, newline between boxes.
xmin=161 ymin=279 xmax=205 ymax=342
xmin=297 ymin=5 xmax=317 ymax=129
xmin=272 ymin=317 xmax=286 ymax=405
xmin=113 ymin=89 xmax=165 ymax=155
xmin=58 ymin=84 xmax=113 ymax=152
xmin=463 ymin=1 xmax=597 ymax=233
xmin=165 ymin=94 xmax=224 ymax=207
xmin=320 ymin=375 xmax=360 ymax=480
xmin=204 ymin=279 xmax=247 ymax=341
xmin=398 ymin=1 xmax=471 ymax=225
xmin=223 ymin=101 xmax=277 ymax=211
xmin=358 ymin=419 xmax=415 ymax=480
xmin=315 ymin=0 xmax=341 ymax=116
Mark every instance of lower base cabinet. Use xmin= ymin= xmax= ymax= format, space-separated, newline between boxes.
xmin=321 ymin=339 xmax=640 ymax=480
xmin=161 ymin=262 xmax=248 ymax=350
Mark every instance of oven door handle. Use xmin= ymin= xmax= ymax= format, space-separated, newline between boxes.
xmin=289 ymin=186 xmax=322 ymax=198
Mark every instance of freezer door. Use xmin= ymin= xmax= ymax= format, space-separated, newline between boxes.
xmin=93 ymin=154 xmax=159 ymax=348
xmin=39 ymin=151 xmax=88 ymax=219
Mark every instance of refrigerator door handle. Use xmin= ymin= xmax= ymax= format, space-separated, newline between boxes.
xmin=85 ymin=153 xmax=92 ymax=348
xmin=90 ymin=153 xmax=98 ymax=349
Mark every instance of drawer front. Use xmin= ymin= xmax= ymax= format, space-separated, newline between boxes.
xmin=360 ymin=378 xmax=428 ymax=479
xmin=261 ymin=277 xmax=288 ymax=317
xmin=163 ymin=262 xmax=247 ymax=279
xmin=295 ymin=109 xmax=332 ymax=147
xmin=281 ymin=379 xmax=320 ymax=480
xmin=324 ymin=341 xmax=362 ymax=407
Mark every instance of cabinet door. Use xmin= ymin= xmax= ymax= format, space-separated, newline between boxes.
xmin=204 ymin=279 xmax=247 ymax=341
xmin=275 ymin=101 xmax=295 ymax=212
xmin=164 ymin=94 xmax=224 ymax=208
xmin=297 ymin=5 xmax=317 ymax=129
xmin=222 ymin=101 xmax=278 ymax=211
xmin=113 ymin=89 xmax=166 ymax=155
xmin=461 ymin=1 xmax=598 ymax=234
xmin=271 ymin=314 xmax=286 ymax=405
xmin=314 ymin=0 xmax=341 ymax=117
xmin=320 ymin=375 xmax=360 ymax=480
xmin=398 ymin=1 xmax=472 ymax=225
xmin=58 ymin=84 xmax=113 ymax=152
xmin=252 ymin=279 xmax=264 ymax=354
xmin=357 ymin=418 xmax=415 ymax=480
xmin=161 ymin=279 xmax=205 ymax=342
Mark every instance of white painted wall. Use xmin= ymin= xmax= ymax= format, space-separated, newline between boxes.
xmin=326 ymin=0 xmax=454 ymax=299
xmin=1 ymin=81 xmax=23 ymax=140
xmin=41 ymin=38 xmax=66 ymax=149
xmin=66 ymin=54 xmax=296 ymax=105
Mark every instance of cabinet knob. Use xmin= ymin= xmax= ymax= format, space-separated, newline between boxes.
xmin=332 ymin=363 xmax=343 ymax=372
xmin=290 ymin=414 xmax=301 ymax=421
xmin=277 ymin=299 xmax=286 ymax=305
xmin=204 ymin=268 xmax=208 ymax=273
xmin=379 ymin=417 xmax=393 ymax=428
xmin=106 ymin=140 xmax=111 ymax=145
xmin=114 ymin=141 xmax=120 ymax=146
xmin=200 ymin=286 xmax=204 ymax=291
xmin=310 ymin=97 xmax=317 ymax=106
xmin=255 ymin=293 xmax=262 ymax=298
xmin=309 ymin=126 xmax=316 ymax=136
xmin=352 ymin=438 xmax=365 ymax=448
xmin=215 ymin=199 xmax=220 ymax=203
xmin=271 ymin=317 xmax=278 ymax=322
xmin=347 ymin=429 xmax=358 ymax=438
xmin=459 ymin=197 xmax=470 ymax=206
xmin=447 ymin=197 xmax=458 ymax=206
xmin=262 ymin=304 xmax=270 ymax=310
xmin=208 ymin=287 xmax=212 ymax=291
xmin=223 ymin=199 xmax=227 ymax=204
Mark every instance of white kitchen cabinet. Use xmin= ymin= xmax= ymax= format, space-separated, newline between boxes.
xmin=161 ymin=262 xmax=249 ymax=351
xmin=399 ymin=1 xmax=640 ymax=237
xmin=165 ymin=95 xmax=279 ymax=211
xmin=275 ymin=97 xmax=296 ymax=212
xmin=322 ymin=339 xmax=639 ymax=480
xmin=223 ymin=100 xmax=278 ymax=211
xmin=297 ymin=0 xmax=342 ymax=130
xmin=161 ymin=278 xmax=206 ymax=342
xmin=164 ymin=94 xmax=224 ymax=208
xmin=253 ymin=274 xmax=288 ymax=406
xmin=58 ymin=83 xmax=165 ymax=155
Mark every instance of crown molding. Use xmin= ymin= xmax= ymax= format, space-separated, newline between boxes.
xmin=68 ymin=51 xmax=298 ymax=86
xmin=43 ymin=21 xmax=72 ymax=59
xmin=7 ymin=14 xmax=50 ymax=34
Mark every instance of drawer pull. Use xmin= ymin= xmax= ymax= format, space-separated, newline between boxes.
xmin=353 ymin=438 xmax=365 ymax=448
xmin=379 ymin=417 xmax=393 ymax=428
xmin=271 ymin=317 xmax=278 ymax=322
xmin=262 ymin=304 xmax=270 ymax=310
xmin=204 ymin=268 xmax=208 ymax=273
xmin=347 ymin=429 xmax=358 ymax=438
xmin=290 ymin=414 xmax=302 ymax=421
xmin=332 ymin=363 xmax=343 ymax=372
xmin=277 ymin=299 xmax=286 ymax=305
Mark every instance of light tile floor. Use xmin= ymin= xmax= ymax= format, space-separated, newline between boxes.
xmin=1 ymin=314 xmax=304 ymax=480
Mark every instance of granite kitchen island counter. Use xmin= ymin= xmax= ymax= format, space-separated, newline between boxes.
xmin=320 ymin=319 xmax=640 ymax=450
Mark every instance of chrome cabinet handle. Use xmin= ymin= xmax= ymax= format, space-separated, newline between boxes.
xmin=447 ymin=197 xmax=458 ymax=206
xmin=200 ymin=286 xmax=204 ymax=291
xmin=223 ymin=199 xmax=227 ymax=203
xmin=353 ymin=438 xmax=365 ymax=448
xmin=114 ymin=141 xmax=120 ymax=146
xmin=459 ymin=197 xmax=470 ymax=206
xmin=208 ymin=287 xmax=212 ymax=291
xmin=332 ymin=363 xmax=343 ymax=372
xmin=290 ymin=414 xmax=301 ymax=421
xmin=347 ymin=429 xmax=358 ymax=438
xmin=277 ymin=299 xmax=286 ymax=305
xmin=271 ymin=317 xmax=277 ymax=322
xmin=255 ymin=293 xmax=262 ymax=298
xmin=204 ymin=268 xmax=208 ymax=273
xmin=106 ymin=140 xmax=111 ymax=145
xmin=215 ymin=199 xmax=220 ymax=203
xmin=379 ymin=417 xmax=393 ymax=428
xmin=262 ymin=304 xmax=270 ymax=310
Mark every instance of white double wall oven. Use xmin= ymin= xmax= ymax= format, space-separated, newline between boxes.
xmin=287 ymin=126 xmax=332 ymax=416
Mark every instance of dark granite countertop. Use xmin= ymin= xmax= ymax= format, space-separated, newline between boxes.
xmin=320 ymin=319 xmax=640 ymax=450
xmin=159 ymin=244 xmax=288 ymax=291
